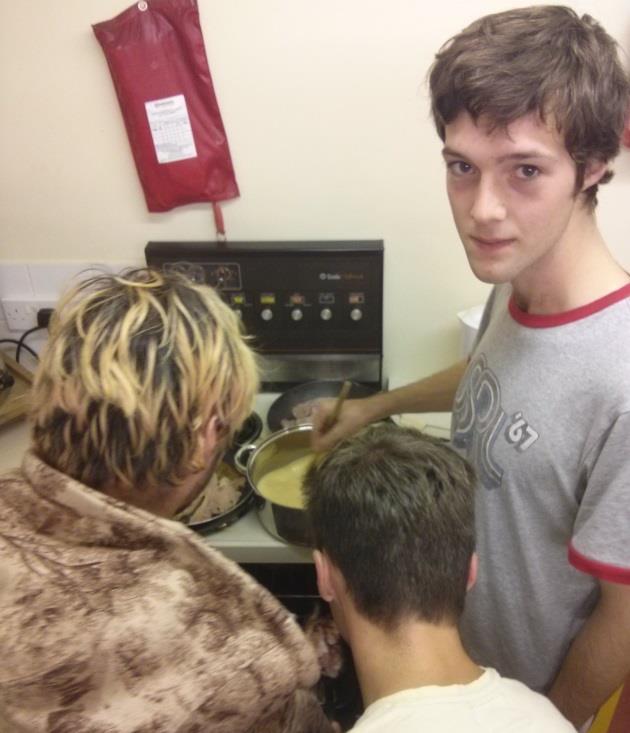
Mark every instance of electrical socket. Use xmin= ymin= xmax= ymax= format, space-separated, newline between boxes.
xmin=1 ymin=299 xmax=57 ymax=332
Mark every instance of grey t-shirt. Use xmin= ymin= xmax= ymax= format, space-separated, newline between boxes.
xmin=453 ymin=283 xmax=630 ymax=692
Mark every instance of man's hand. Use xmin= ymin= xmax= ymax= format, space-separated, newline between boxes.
xmin=307 ymin=397 xmax=376 ymax=452
xmin=549 ymin=580 xmax=630 ymax=727
xmin=302 ymin=359 xmax=467 ymax=452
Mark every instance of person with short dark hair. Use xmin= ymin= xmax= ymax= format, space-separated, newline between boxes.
xmin=0 ymin=269 xmax=334 ymax=733
xmin=429 ymin=5 xmax=628 ymax=211
xmin=305 ymin=423 xmax=575 ymax=731
xmin=308 ymin=7 xmax=630 ymax=727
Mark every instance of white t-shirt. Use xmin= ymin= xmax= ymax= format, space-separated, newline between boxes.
xmin=350 ymin=668 xmax=575 ymax=732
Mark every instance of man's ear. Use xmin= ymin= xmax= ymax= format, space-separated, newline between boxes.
xmin=467 ymin=552 xmax=478 ymax=592
xmin=200 ymin=415 xmax=222 ymax=463
xmin=581 ymin=158 xmax=609 ymax=191
xmin=313 ymin=549 xmax=335 ymax=603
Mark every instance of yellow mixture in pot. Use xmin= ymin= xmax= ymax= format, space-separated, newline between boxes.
xmin=257 ymin=453 xmax=315 ymax=509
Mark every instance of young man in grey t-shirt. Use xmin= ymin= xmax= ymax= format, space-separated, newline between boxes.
xmin=308 ymin=7 xmax=630 ymax=729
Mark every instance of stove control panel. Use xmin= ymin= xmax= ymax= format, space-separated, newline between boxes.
xmin=145 ymin=241 xmax=384 ymax=356
xmin=228 ymin=289 xmax=369 ymax=324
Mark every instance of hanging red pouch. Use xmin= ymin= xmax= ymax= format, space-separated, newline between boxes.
xmin=93 ymin=0 xmax=238 ymax=231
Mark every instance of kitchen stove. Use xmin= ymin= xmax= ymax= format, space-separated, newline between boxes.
xmin=144 ymin=240 xmax=387 ymax=559
xmin=145 ymin=240 xmax=384 ymax=391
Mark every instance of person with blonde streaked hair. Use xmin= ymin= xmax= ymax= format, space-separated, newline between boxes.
xmin=0 ymin=268 xmax=336 ymax=733
xmin=31 ymin=268 xmax=257 ymax=506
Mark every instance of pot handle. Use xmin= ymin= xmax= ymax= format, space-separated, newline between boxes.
xmin=233 ymin=443 xmax=256 ymax=474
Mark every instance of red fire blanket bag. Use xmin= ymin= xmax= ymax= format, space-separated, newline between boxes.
xmin=93 ymin=0 xmax=238 ymax=234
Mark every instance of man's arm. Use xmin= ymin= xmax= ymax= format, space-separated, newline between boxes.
xmin=366 ymin=359 xmax=469 ymax=416
xmin=311 ymin=359 xmax=467 ymax=451
xmin=548 ymin=580 xmax=630 ymax=728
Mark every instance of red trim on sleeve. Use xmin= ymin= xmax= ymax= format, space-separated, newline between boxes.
xmin=509 ymin=282 xmax=630 ymax=328
xmin=568 ymin=543 xmax=630 ymax=585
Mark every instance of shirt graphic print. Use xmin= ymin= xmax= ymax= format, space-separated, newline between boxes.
xmin=452 ymin=353 xmax=539 ymax=491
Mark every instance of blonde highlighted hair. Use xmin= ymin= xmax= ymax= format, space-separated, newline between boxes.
xmin=31 ymin=268 xmax=258 ymax=491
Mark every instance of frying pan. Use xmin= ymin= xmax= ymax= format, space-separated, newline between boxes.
xmin=182 ymin=459 xmax=256 ymax=533
xmin=267 ymin=380 xmax=379 ymax=432
xmin=181 ymin=411 xmax=263 ymax=533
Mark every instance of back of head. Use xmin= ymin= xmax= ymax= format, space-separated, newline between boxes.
xmin=304 ymin=423 xmax=476 ymax=629
xmin=429 ymin=5 xmax=630 ymax=206
xmin=31 ymin=268 xmax=258 ymax=491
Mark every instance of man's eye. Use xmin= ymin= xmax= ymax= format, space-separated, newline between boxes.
xmin=447 ymin=161 xmax=474 ymax=176
xmin=516 ymin=164 xmax=540 ymax=179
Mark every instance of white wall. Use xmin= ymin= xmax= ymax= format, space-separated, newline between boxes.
xmin=1 ymin=1 xmax=630 ymax=383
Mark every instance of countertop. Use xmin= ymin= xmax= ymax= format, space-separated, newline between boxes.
xmin=0 ymin=392 xmax=451 ymax=564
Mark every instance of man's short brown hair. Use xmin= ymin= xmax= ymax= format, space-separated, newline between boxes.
xmin=31 ymin=268 xmax=258 ymax=491
xmin=429 ymin=5 xmax=630 ymax=206
xmin=304 ymin=423 xmax=476 ymax=628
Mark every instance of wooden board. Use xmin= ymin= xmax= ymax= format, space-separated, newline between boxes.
xmin=0 ymin=352 xmax=34 ymax=426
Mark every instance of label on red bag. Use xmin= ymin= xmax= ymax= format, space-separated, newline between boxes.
xmin=145 ymin=94 xmax=197 ymax=164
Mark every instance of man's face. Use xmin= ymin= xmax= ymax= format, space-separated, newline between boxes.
xmin=442 ymin=112 xmax=587 ymax=292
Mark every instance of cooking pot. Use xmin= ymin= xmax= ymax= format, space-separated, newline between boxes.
xmin=234 ymin=424 xmax=314 ymax=546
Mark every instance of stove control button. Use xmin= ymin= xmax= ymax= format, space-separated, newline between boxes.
xmin=350 ymin=308 xmax=363 ymax=322
xmin=320 ymin=308 xmax=333 ymax=321
xmin=261 ymin=308 xmax=274 ymax=322
xmin=291 ymin=308 xmax=303 ymax=321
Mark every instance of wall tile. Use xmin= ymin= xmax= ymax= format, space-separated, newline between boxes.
xmin=0 ymin=265 xmax=33 ymax=298
xmin=27 ymin=261 xmax=138 ymax=299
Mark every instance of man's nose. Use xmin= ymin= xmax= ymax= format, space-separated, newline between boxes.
xmin=470 ymin=177 xmax=507 ymax=223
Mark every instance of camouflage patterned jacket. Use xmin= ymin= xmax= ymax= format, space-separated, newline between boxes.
xmin=0 ymin=452 xmax=332 ymax=733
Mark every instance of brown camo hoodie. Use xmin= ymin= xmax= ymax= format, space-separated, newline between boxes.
xmin=0 ymin=452 xmax=333 ymax=733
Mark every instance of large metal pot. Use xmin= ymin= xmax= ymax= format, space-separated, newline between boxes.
xmin=234 ymin=424 xmax=314 ymax=547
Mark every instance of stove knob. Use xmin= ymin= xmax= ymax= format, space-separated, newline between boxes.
xmin=291 ymin=308 xmax=303 ymax=321
xmin=350 ymin=308 xmax=363 ymax=322
xmin=261 ymin=308 xmax=273 ymax=322
xmin=320 ymin=308 xmax=332 ymax=321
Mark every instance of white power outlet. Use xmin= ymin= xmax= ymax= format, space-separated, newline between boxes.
xmin=1 ymin=299 xmax=57 ymax=332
